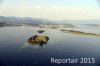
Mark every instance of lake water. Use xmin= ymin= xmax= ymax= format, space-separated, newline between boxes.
xmin=0 ymin=26 xmax=100 ymax=66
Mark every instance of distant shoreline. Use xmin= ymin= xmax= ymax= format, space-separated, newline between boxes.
xmin=61 ymin=29 xmax=100 ymax=37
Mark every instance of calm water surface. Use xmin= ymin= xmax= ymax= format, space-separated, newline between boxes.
xmin=0 ymin=26 xmax=100 ymax=66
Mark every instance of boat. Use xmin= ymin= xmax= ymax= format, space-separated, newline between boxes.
xmin=37 ymin=30 xmax=45 ymax=33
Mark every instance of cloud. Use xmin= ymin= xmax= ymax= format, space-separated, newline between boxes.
xmin=0 ymin=5 xmax=100 ymax=20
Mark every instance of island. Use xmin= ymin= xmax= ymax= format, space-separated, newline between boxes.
xmin=27 ymin=35 xmax=49 ymax=46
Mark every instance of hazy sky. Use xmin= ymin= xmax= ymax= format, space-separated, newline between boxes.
xmin=0 ymin=0 xmax=100 ymax=20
